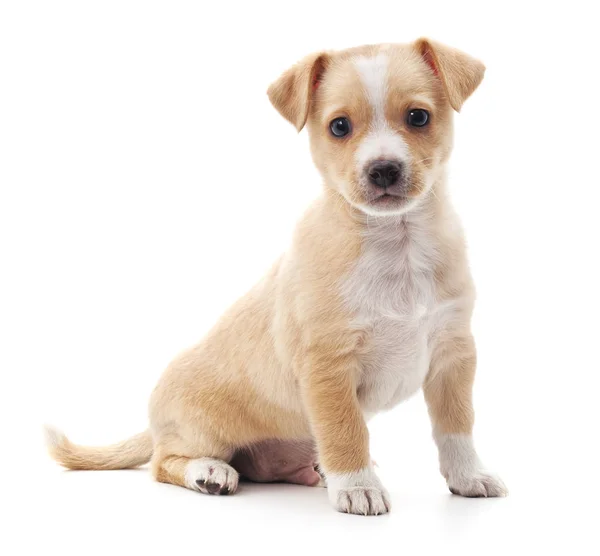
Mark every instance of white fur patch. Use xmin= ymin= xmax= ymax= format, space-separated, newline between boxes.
xmin=353 ymin=54 xmax=410 ymax=170
xmin=435 ymin=433 xmax=508 ymax=497
xmin=326 ymin=466 xmax=390 ymax=515
xmin=436 ymin=433 xmax=481 ymax=476
xmin=185 ymin=457 xmax=239 ymax=494
xmin=354 ymin=53 xmax=388 ymax=121
xmin=355 ymin=129 xmax=410 ymax=172
xmin=341 ymin=206 xmax=462 ymax=415
xmin=43 ymin=424 xmax=65 ymax=449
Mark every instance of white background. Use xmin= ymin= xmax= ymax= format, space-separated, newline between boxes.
xmin=1 ymin=1 xmax=599 ymax=554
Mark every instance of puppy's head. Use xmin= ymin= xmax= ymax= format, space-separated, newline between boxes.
xmin=268 ymin=39 xmax=484 ymax=216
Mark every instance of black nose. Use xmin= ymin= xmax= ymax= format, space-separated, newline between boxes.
xmin=367 ymin=161 xmax=402 ymax=188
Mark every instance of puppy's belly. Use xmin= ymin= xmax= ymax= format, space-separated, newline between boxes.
xmin=357 ymin=320 xmax=430 ymax=414
xmin=230 ymin=438 xmax=321 ymax=486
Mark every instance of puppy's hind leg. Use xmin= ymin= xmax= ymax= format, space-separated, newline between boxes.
xmin=152 ymin=433 xmax=239 ymax=496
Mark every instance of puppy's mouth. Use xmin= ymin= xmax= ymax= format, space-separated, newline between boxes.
xmin=368 ymin=193 xmax=408 ymax=212
xmin=372 ymin=190 xmax=407 ymax=201
xmin=357 ymin=175 xmax=427 ymax=215
xmin=366 ymin=184 xmax=410 ymax=206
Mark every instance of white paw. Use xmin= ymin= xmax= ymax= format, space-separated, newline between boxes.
xmin=184 ymin=458 xmax=239 ymax=495
xmin=447 ymin=470 xmax=508 ymax=498
xmin=326 ymin=467 xmax=391 ymax=515
xmin=436 ymin=434 xmax=507 ymax=498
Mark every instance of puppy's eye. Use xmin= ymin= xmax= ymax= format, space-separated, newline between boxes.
xmin=407 ymin=109 xmax=429 ymax=127
xmin=329 ymin=117 xmax=352 ymax=138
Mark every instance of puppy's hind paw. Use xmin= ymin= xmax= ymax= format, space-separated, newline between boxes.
xmin=185 ymin=458 xmax=239 ymax=495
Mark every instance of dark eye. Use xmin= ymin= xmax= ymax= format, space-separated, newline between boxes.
xmin=407 ymin=109 xmax=430 ymax=127
xmin=329 ymin=117 xmax=352 ymax=138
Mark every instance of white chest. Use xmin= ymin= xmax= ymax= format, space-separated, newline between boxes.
xmin=340 ymin=216 xmax=451 ymax=415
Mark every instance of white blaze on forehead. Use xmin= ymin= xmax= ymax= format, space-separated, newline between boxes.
xmin=354 ymin=53 xmax=388 ymax=122
xmin=353 ymin=54 xmax=409 ymax=169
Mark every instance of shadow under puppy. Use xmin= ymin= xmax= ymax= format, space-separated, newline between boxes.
xmin=46 ymin=38 xmax=507 ymax=515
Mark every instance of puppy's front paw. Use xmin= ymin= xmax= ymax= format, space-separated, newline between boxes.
xmin=437 ymin=434 xmax=507 ymax=498
xmin=447 ymin=470 xmax=508 ymax=498
xmin=326 ymin=467 xmax=391 ymax=515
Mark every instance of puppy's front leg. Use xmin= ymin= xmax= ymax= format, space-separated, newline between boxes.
xmin=300 ymin=352 xmax=390 ymax=515
xmin=424 ymin=333 xmax=507 ymax=497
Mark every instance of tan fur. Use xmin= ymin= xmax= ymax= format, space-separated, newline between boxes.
xmin=44 ymin=427 xmax=152 ymax=470
xmin=267 ymin=52 xmax=329 ymax=131
xmin=415 ymin=38 xmax=485 ymax=112
xmin=46 ymin=39 xmax=498 ymax=511
xmin=154 ymin=455 xmax=191 ymax=487
xmin=424 ymin=333 xmax=476 ymax=435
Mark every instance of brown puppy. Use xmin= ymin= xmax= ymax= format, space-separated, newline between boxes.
xmin=46 ymin=38 xmax=507 ymax=515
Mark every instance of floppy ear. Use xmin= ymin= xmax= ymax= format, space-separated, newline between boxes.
xmin=267 ymin=52 xmax=328 ymax=132
xmin=415 ymin=38 xmax=485 ymax=112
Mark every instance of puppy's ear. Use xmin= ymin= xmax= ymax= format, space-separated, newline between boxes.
xmin=415 ymin=38 xmax=485 ymax=112
xmin=267 ymin=52 xmax=328 ymax=132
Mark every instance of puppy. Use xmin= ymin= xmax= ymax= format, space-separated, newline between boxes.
xmin=46 ymin=38 xmax=507 ymax=515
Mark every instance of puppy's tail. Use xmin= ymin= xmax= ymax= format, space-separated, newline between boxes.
xmin=44 ymin=425 xmax=153 ymax=470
